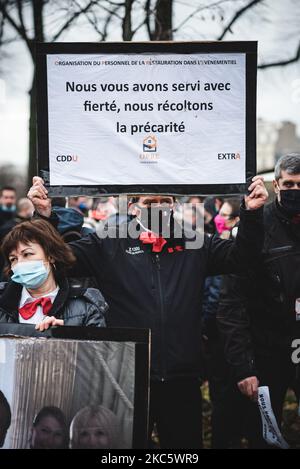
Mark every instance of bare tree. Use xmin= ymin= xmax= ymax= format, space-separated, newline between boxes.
xmin=119 ymin=0 xmax=299 ymax=67
xmin=0 ymin=0 xmax=122 ymax=186
xmin=216 ymin=0 xmax=300 ymax=69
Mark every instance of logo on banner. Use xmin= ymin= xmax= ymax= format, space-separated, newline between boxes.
xmin=217 ymin=152 xmax=241 ymax=160
xmin=56 ymin=155 xmax=79 ymax=162
xmin=143 ymin=135 xmax=157 ymax=152
xmin=139 ymin=135 xmax=159 ymax=164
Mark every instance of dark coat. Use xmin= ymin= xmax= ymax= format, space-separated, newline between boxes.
xmin=217 ymin=200 xmax=300 ymax=381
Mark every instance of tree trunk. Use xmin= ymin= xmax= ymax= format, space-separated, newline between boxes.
xmin=27 ymin=72 xmax=37 ymax=189
xmin=27 ymin=0 xmax=45 ymax=188
xmin=122 ymin=0 xmax=134 ymax=41
xmin=154 ymin=0 xmax=173 ymax=40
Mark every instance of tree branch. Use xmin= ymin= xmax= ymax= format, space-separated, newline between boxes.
xmin=218 ymin=0 xmax=263 ymax=40
xmin=16 ymin=0 xmax=28 ymax=40
xmin=51 ymin=0 xmax=100 ymax=42
xmin=86 ymin=6 xmax=118 ymax=41
xmin=145 ymin=0 xmax=154 ymax=40
xmin=122 ymin=0 xmax=134 ymax=40
xmin=258 ymin=42 xmax=300 ymax=69
xmin=0 ymin=0 xmax=32 ymax=49
xmin=173 ymin=0 xmax=231 ymax=34
xmin=132 ymin=17 xmax=146 ymax=37
xmin=105 ymin=0 xmax=124 ymax=5
xmin=98 ymin=1 xmax=123 ymax=20
xmin=101 ymin=6 xmax=117 ymax=40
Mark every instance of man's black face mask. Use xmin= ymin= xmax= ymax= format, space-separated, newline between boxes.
xmin=136 ymin=205 xmax=174 ymax=236
xmin=280 ymin=189 xmax=300 ymax=216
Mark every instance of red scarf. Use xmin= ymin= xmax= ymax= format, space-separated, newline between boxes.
xmin=139 ymin=231 xmax=167 ymax=253
xmin=18 ymin=297 xmax=52 ymax=321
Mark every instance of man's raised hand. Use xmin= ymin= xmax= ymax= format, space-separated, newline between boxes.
xmin=244 ymin=176 xmax=268 ymax=210
xmin=27 ymin=176 xmax=52 ymax=217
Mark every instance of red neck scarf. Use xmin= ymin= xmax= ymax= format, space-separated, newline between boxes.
xmin=139 ymin=231 xmax=167 ymax=253
xmin=19 ymin=297 xmax=52 ymax=321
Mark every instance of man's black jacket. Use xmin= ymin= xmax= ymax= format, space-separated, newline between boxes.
xmin=217 ymin=200 xmax=300 ymax=382
xmin=0 ymin=208 xmax=15 ymax=229
xmin=43 ymin=205 xmax=264 ymax=381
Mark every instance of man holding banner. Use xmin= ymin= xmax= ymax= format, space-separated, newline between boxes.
xmin=28 ymin=175 xmax=268 ymax=449
xmin=26 ymin=41 xmax=265 ymax=448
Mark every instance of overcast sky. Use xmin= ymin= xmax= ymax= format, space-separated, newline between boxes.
xmin=0 ymin=0 xmax=299 ymax=171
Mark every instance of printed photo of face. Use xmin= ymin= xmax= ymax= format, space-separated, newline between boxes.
xmin=30 ymin=407 xmax=68 ymax=449
xmin=70 ymin=405 xmax=122 ymax=449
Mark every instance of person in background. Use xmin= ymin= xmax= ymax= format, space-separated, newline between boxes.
xmin=203 ymin=197 xmax=224 ymax=235
xmin=0 ymin=187 xmax=17 ymax=229
xmin=218 ymin=153 xmax=300 ymax=448
xmin=0 ymin=391 xmax=11 ymax=448
xmin=67 ymin=196 xmax=90 ymax=217
xmin=188 ymin=196 xmax=205 ymax=206
xmin=214 ymin=198 xmax=241 ymax=239
xmin=0 ymin=219 xmax=107 ymax=330
xmin=51 ymin=197 xmax=67 ymax=209
xmin=174 ymin=196 xmax=205 ymax=235
xmin=90 ymin=197 xmax=117 ymax=222
xmin=202 ymin=198 xmax=242 ymax=448
xmin=90 ymin=197 xmax=129 ymax=230
xmin=50 ymin=196 xmax=94 ymax=241
xmin=29 ymin=406 xmax=68 ymax=449
xmin=0 ymin=198 xmax=34 ymax=281
xmin=0 ymin=198 xmax=34 ymax=241
xmin=51 ymin=197 xmax=98 ymax=287
xmin=70 ymin=405 xmax=124 ymax=449
xmin=67 ymin=196 xmax=95 ymax=234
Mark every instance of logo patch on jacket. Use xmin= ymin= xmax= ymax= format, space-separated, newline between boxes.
xmin=126 ymin=246 xmax=145 ymax=255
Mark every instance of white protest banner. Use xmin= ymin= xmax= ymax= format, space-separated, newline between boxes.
xmin=258 ymin=386 xmax=289 ymax=449
xmin=36 ymin=42 xmax=257 ymax=195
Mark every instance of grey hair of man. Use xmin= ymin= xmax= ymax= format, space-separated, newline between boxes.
xmin=274 ymin=153 xmax=300 ymax=181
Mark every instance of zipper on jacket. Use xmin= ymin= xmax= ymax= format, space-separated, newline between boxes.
xmin=154 ymin=253 xmax=167 ymax=382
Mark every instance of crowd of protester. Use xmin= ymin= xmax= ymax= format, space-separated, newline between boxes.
xmin=0 ymin=153 xmax=300 ymax=449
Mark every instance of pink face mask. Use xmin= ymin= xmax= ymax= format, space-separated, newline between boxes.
xmin=214 ymin=214 xmax=227 ymax=234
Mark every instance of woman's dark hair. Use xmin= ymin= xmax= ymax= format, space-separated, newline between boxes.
xmin=32 ymin=406 xmax=69 ymax=448
xmin=33 ymin=406 xmax=67 ymax=428
xmin=223 ymin=197 xmax=242 ymax=219
xmin=1 ymin=218 xmax=76 ymax=278
xmin=0 ymin=186 xmax=16 ymax=196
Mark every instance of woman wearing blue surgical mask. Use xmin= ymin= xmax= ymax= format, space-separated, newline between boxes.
xmin=0 ymin=219 xmax=107 ymax=330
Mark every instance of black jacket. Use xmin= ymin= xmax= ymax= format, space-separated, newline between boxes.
xmin=0 ymin=208 xmax=15 ymax=229
xmin=42 ymin=205 xmax=264 ymax=381
xmin=0 ymin=215 xmax=27 ymax=242
xmin=0 ymin=277 xmax=107 ymax=327
xmin=217 ymin=200 xmax=300 ymax=382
